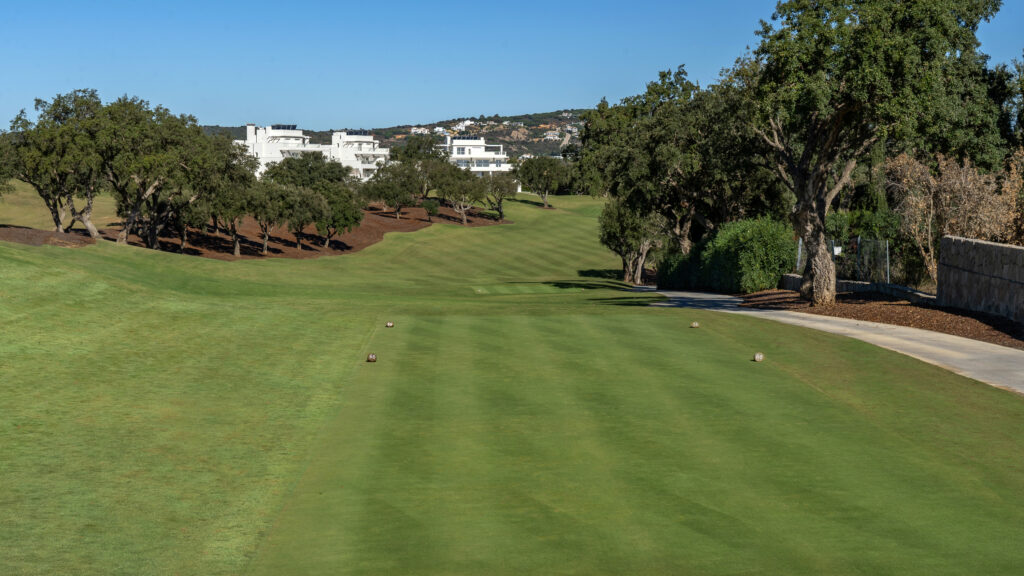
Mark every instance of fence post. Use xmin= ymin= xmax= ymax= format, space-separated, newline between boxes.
xmin=856 ymin=235 xmax=861 ymax=281
xmin=885 ymin=240 xmax=890 ymax=285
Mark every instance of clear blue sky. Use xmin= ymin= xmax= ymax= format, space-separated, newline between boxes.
xmin=1 ymin=1 xmax=1021 ymax=130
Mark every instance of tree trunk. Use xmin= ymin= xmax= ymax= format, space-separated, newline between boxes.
xmin=232 ymin=224 xmax=241 ymax=257
xmin=118 ymin=207 xmax=141 ymax=244
xmin=541 ymin=191 xmax=549 ymax=208
xmin=69 ymin=194 xmax=100 ymax=238
xmin=497 ymin=201 xmax=505 ymax=221
xmin=211 ymin=215 xmax=221 ymax=236
xmin=323 ymin=234 xmax=332 ymax=248
xmin=46 ymin=198 xmax=66 ymax=234
xmin=395 ymin=206 xmax=401 ymax=219
xmin=673 ymin=210 xmax=693 ymax=254
xmin=180 ymin=227 xmax=188 ymax=253
xmin=793 ymin=204 xmax=836 ymax=306
xmin=295 ymin=232 xmax=302 ymax=250
xmin=261 ymin=231 xmax=269 ymax=255
xmin=81 ymin=217 xmax=99 ymax=239
xmin=622 ymin=255 xmax=635 ymax=285
xmin=635 ymin=241 xmax=652 ymax=285
xmin=460 ymin=208 xmax=468 ymax=226
xmin=147 ymin=222 xmax=161 ymax=250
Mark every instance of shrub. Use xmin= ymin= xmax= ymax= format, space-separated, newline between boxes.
xmin=421 ymin=199 xmax=439 ymax=221
xmin=658 ymin=218 xmax=795 ymax=294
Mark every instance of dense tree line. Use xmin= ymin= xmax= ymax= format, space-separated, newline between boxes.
xmin=0 ymin=92 xmax=371 ymax=255
xmin=1 ymin=102 xmax=526 ymax=255
xmin=578 ymin=0 xmax=1024 ymax=303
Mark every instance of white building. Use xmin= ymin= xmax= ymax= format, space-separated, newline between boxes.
xmin=329 ymin=131 xmax=389 ymax=180
xmin=438 ymin=136 xmax=513 ymax=175
xmin=236 ymin=124 xmax=389 ymax=181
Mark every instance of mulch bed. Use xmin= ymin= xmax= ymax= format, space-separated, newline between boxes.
xmin=0 ymin=226 xmax=96 ymax=248
xmin=2 ymin=204 xmax=503 ymax=262
xmin=742 ymin=289 xmax=1024 ymax=351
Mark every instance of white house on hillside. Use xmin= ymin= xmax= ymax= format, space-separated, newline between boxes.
xmin=329 ymin=131 xmax=389 ymax=180
xmin=438 ymin=136 xmax=512 ymax=175
xmin=236 ymin=124 xmax=389 ymax=180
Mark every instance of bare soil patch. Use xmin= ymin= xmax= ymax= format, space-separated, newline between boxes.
xmin=742 ymin=289 xmax=1024 ymax=351
xmin=2 ymin=204 xmax=503 ymax=261
xmin=0 ymin=225 xmax=96 ymax=248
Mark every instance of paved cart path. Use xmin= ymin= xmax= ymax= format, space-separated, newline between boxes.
xmin=648 ymin=289 xmax=1024 ymax=395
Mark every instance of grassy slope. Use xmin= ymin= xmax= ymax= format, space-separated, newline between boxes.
xmin=1 ymin=180 xmax=119 ymax=231
xmin=1 ymin=196 xmax=1023 ymax=575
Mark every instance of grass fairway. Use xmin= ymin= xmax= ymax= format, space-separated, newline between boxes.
xmin=2 ymin=196 xmax=1024 ymax=575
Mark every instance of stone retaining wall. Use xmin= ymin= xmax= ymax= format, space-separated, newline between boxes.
xmin=937 ymin=236 xmax=1024 ymax=323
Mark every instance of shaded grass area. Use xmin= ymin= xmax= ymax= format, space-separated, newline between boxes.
xmin=2 ymin=195 xmax=1024 ymax=574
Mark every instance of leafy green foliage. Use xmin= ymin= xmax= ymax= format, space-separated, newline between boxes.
xmin=262 ymin=152 xmax=352 ymax=188
xmin=599 ymin=197 xmax=663 ymax=284
xmin=421 ymin=198 xmax=439 ymax=222
xmin=754 ymin=0 xmax=1003 ymax=303
xmin=0 ymin=132 xmax=15 ymax=199
xmin=392 ymin=134 xmax=446 ymax=162
xmin=577 ymin=63 xmax=788 ymax=254
xmin=439 ymin=169 xmax=485 ymax=225
xmin=95 ymin=96 xmax=215 ymax=248
xmin=6 ymin=89 xmax=104 ymax=234
xmin=363 ymin=161 xmax=419 ymax=218
xmin=249 ymin=181 xmax=291 ymax=254
xmin=659 ymin=218 xmax=795 ymax=294
xmin=481 ymin=171 xmax=518 ymax=221
xmin=314 ymin=181 xmax=364 ymax=246
xmin=282 ymin=186 xmax=328 ymax=250
xmin=517 ymin=156 xmax=568 ymax=208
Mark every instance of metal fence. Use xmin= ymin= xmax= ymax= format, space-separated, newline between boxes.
xmin=796 ymin=236 xmax=892 ymax=284
xmin=794 ymin=236 xmax=932 ymax=292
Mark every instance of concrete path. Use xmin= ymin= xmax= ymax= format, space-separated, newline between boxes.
xmin=645 ymin=289 xmax=1024 ymax=395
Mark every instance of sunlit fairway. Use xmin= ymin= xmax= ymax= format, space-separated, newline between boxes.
xmin=2 ymin=195 xmax=1023 ymax=575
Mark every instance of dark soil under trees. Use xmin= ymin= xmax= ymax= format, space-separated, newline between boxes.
xmin=0 ymin=225 xmax=96 ymax=248
xmin=0 ymin=204 xmax=503 ymax=262
xmin=742 ymin=289 xmax=1024 ymax=351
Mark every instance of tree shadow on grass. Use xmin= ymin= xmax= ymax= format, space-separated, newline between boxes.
xmin=587 ymin=295 xmax=665 ymax=307
xmin=578 ymin=269 xmax=622 ymax=280
xmin=543 ymin=280 xmax=631 ymax=291
xmin=510 ymin=198 xmax=546 ymax=208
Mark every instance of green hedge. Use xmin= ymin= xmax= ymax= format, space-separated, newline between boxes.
xmin=658 ymin=218 xmax=796 ymax=294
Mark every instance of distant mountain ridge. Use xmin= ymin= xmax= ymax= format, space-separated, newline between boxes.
xmin=204 ymin=108 xmax=588 ymax=159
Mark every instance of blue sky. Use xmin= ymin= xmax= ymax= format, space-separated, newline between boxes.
xmin=1 ymin=1 xmax=1021 ymax=129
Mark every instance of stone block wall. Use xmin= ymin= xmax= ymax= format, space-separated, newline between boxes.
xmin=937 ymin=236 xmax=1024 ymax=323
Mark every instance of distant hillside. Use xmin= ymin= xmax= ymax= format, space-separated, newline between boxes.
xmin=204 ymin=108 xmax=587 ymax=158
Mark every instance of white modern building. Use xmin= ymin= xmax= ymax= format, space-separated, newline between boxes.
xmin=438 ymin=136 xmax=513 ymax=175
xmin=329 ymin=130 xmax=389 ymax=180
xmin=236 ymin=124 xmax=389 ymax=181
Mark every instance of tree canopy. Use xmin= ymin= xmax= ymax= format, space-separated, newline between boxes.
xmin=517 ymin=156 xmax=568 ymax=208
xmin=753 ymin=0 xmax=1004 ymax=304
xmin=6 ymin=89 xmax=104 ymax=235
